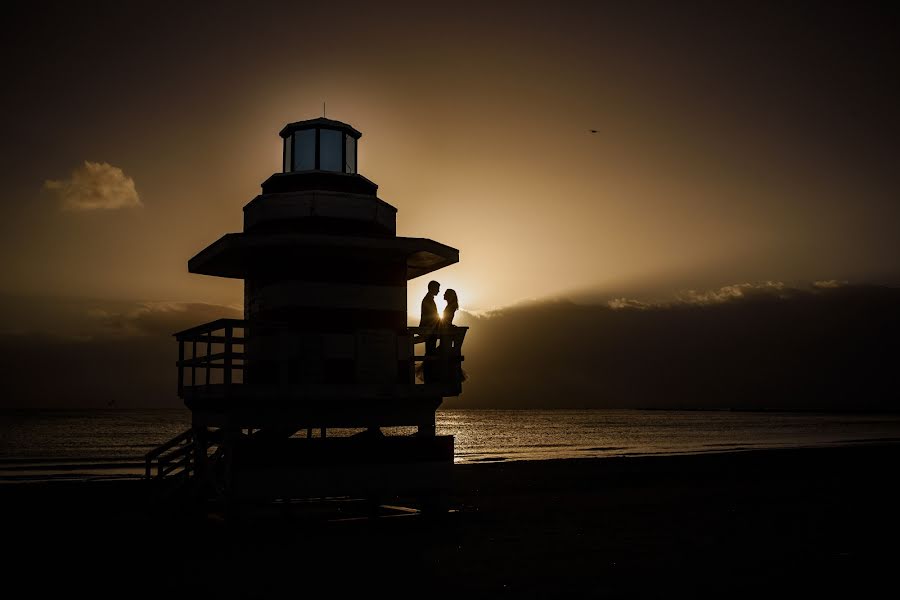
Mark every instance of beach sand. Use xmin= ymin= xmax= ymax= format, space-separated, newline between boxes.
xmin=3 ymin=443 xmax=899 ymax=598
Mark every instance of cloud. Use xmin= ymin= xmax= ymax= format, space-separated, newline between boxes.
xmin=88 ymin=301 xmax=242 ymax=337
xmin=0 ymin=294 xmax=240 ymax=340
xmin=607 ymin=297 xmax=653 ymax=310
xmin=813 ymin=279 xmax=848 ymax=289
xmin=0 ymin=297 xmax=242 ymax=408
xmin=606 ymin=280 xmax=848 ymax=310
xmin=44 ymin=161 xmax=142 ymax=211
xmin=455 ymin=283 xmax=900 ymax=411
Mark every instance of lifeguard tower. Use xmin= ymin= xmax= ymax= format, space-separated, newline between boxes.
xmin=146 ymin=118 xmax=466 ymax=511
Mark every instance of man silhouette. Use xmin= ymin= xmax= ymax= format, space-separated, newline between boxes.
xmin=420 ymin=279 xmax=440 ymax=335
xmin=420 ymin=281 xmax=441 ymax=378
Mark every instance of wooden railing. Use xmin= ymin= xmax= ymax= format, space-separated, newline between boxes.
xmin=409 ymin=326 xmax=467 ymax=393
xmin=145 ymin=429 xmax=195 ymax=479
xmin=174 ymin=319 xmax=246 ymax=398
xmin=173 ymin=320 xmax=467 ymax=398
xmin=408 ymin=326 xmax=468 ymax=353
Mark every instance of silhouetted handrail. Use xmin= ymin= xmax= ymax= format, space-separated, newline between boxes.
xmin=177 ymin=352 xmax=247 ymax=367
xmin=408 ymin=325 xmax=468 ymax=340
xmin=408 ymin=327 xmax=467 ymax=394
xmin=145 ymin=429 xmax=194 ymax=479
xmin=172 ymin=318 xmax=247 ymax=339
xmin=174 ymin=319 xmax=248 ymax=397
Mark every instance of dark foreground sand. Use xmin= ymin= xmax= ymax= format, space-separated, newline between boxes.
xmin=4 ymin=444 xmax=900 ymax=598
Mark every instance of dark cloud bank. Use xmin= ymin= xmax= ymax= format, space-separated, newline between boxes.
xmin=1 ymin=284 xmax=897 ymax=410
xmin=456 ymin=282 xmax=900 ymax=411
xmin=0 ymin=300 xmax=240 ymax=409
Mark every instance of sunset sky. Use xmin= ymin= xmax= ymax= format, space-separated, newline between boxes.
xmin=1 ymin=2 xmax=899 ymax=408
xmin=2 ymin=1 xmax=898 ymax=315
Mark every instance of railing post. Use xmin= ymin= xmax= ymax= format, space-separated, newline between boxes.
xmin=224 ymin=325 xmax=233 ymax=387
xmin=205 ymin=334 xmax=211 ymax=386
xmin=177 ymin=339 xmax=184 ymax=398
xmin=194 ymin=426 xmax=207 ymax=485
xmin=407 ymin=333 xmax=415 ymax=384
xmin=191 ymin=340 xmax=197 ymax=388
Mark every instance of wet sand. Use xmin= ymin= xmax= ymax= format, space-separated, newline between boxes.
xmin=3 ymin=443 xmax=899 ymax=598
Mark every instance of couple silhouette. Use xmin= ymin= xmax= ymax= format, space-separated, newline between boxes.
xmin=417 ymin=280 xmax=460 ymax=384
xmin=416 ymin=281 xmax=465 ymax=383
xmin=419 ymin=280 xmax=459 ymax=333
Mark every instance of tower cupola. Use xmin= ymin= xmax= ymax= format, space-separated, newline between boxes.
xmin=280 ymin=117 xmax=361 ymax=174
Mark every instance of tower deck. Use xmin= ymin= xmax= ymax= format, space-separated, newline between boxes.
xmin=175 ymin=319 xmax=466 ymax=429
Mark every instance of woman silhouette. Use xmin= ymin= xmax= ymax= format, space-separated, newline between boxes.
xmin=439 ymin=289 xmax=465 ymax=385
xmin=441 ymin=289 xmax=459 ymax=327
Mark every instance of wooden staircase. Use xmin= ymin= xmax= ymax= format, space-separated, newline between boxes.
xmin=145 ymin=429 xmax=196 ymax=480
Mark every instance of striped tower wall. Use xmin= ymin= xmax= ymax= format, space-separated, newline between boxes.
xmin=242 ymin=188 xmax=413 ymax=386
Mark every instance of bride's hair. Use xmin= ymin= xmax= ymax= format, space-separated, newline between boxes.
xmin=444 ymin=288 xmax=459 ymax=307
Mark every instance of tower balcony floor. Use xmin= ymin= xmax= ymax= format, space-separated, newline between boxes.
xmin=186 ymin=385 xmax=447 ymax=429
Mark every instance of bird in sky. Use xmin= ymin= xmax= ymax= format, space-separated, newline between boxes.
xmin=589 ymin=129 xmax=598 ymax=134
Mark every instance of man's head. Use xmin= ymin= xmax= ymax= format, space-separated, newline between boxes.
xmin=427 ymin=280 xmax=440 ymax=296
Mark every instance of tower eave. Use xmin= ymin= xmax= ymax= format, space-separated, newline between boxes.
xmin=188 ymin=233 xmax=458 ymax=280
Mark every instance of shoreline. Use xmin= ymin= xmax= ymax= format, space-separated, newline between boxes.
xmin=4 ymin=436 xmax=900 ymax=483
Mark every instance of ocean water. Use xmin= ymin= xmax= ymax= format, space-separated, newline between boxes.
xmin=2 ymin=409 xmax=900 ymax=481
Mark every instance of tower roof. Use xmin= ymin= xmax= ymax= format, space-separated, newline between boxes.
xmin=279 ymin=117 xmax=362 ymax=140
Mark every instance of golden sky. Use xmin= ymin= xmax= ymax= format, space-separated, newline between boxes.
xmin=1 ymin=1 xmax=898 ymax=316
